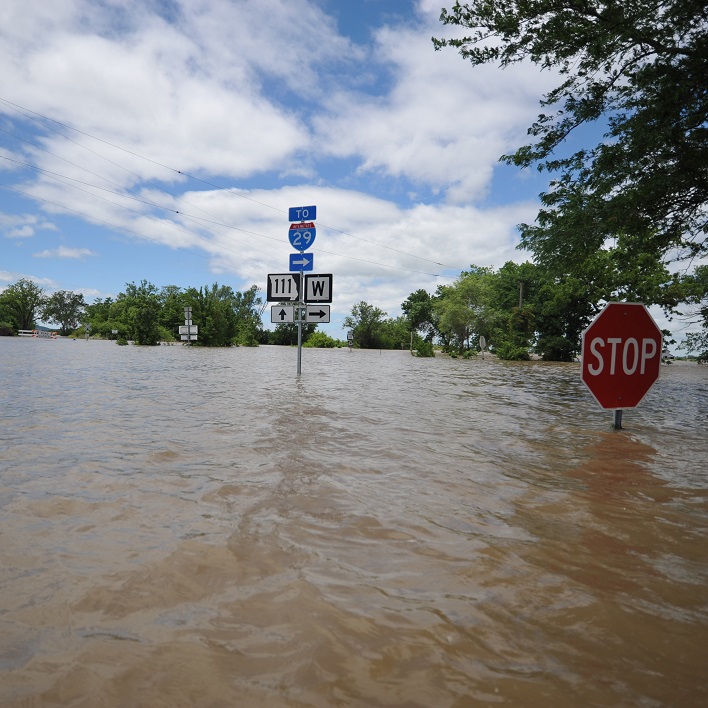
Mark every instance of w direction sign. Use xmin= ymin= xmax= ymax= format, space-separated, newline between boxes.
xmin=304 ymin=274 xmax=332 ymax=303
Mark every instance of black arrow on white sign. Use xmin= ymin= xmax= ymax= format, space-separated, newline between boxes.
xmin=309 ymin=309 xmax=327 ymax=319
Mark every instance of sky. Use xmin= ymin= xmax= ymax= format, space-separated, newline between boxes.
xmin=0 ymin=0 xmax=682 ymax=341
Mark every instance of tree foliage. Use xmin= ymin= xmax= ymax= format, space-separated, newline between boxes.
xmin=0 ymin=279 xmax=46 ymax=331
xmin=343 ymin=301 xmax=390 ymax=349
xmin=80 ymin=281 xmax=263 ymax=346
xmin=121 ymin=280 xmax=162 ymax=345
xmin=400 ymin=261 xmax=618 ymax=360
xmin=42 ymin=290 xmax=86 ymax=336
xmin=434 ymin=1 xmax=708 ymax=343
xmin=678 ymin=264 xmax=708 ymax=360
xmin=303 ymin=331 xmax=340 ymax=348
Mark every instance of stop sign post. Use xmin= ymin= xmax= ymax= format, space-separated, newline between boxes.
xmin=581 ymin=303 xmax=662 ymax=428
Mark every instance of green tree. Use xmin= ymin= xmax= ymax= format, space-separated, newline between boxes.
xmin=121 ymin=280 xmax=161 ymax=345
xmin=83 ymin=297 xmax=118 ymax=338
xmin=0 ymin=279 xmax=46 ymax=331
xmin=487 ymin=262 xmax=541 ymax=359
xmin=343 ymin=301 xmax=389 ymax=349
xmin=401 ymin=289 xmax=438 ymax=342
xmin=232 ymin=285 xmax=263 ymax=346
xmin=42 ymin=290 xmax=86 ymax=336
xmin=303 ymin=331 xmax=340 ymax=348
xmin=434 ymin=1 xmax=708 ymax=345
xmin=433 ymin=267 xmax=495 ymax=354
xmin=678 ymin=265 xmax=708 ymax=361
xmin=182 ymin=283 xmax=262 ymax=347
xmin=379 ymin=316 xmax=412 ymax=350
xmin=270 ymin=315 xmax=317 ymax=346
xmin=533 ymin=276 xmax=598 ymax=361
xmin=158 ymin=285 xmax=187 ymax=338
xmin=435 ymin=1 xmax=707 ymax=267
xmin=184 ymin=283 xmax=237 ymax=347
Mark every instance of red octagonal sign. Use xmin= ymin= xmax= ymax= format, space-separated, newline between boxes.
xmin=581 ymin=303 xmax=662 ymax=410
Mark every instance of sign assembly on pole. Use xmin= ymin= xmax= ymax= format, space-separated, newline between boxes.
xmin=581 ymin=302 xmax=662 ymax=410
xmin=181 ymin=307 xmax=198 ymax=342
xmin=268 ymin=205 xmax=332 ymax=375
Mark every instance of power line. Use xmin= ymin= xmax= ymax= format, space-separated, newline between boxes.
xmin=0 ymin=96 xmax=466 ymax=272
xmin=0 ymin=182 xmax=275 ymax=274
xmin=0 ymin=144 xmax=444 ymax=277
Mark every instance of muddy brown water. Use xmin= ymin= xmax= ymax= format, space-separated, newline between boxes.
xmin=1 ymin=338 xmax=707 ymax=707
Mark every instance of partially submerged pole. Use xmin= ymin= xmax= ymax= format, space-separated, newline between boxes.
xmin=613 ymin=410 xmax=623 ymax=430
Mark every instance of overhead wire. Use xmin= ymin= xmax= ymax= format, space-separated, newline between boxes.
xmin=1 ymin=149 xmax=444 ymax=278
xmin=0 ymin=153 xmax=288 ymax=264
xmin=0 ymin=96 xmax=467 ymax=274
xmin=0 ymin=182 xmax=270 ymax=275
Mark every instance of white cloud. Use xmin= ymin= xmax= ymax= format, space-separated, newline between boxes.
xmin=33 ymin=246 xmax=96 ymax=259
xmin=0 ymin=0 xmax=555 ymax=324
xmin=0 ymin=0 xmax=317 ymax=187
xmin=0 ymin=212 xmax=58 ymax=238
xmin=0 ymin=270 xmax=56 ymax=287
xmin=312 ymin=13 xmax=555 ymax=204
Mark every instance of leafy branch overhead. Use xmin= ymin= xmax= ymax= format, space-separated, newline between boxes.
xmin=434 ymin=1 xmax=708 ymax=266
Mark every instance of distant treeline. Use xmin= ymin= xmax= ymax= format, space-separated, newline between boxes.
xmin=2 ymin=261 xmax=707 ymax=360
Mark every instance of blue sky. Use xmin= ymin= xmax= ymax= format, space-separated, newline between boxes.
xmin=0 ymin=0 xmax=635 ymax=338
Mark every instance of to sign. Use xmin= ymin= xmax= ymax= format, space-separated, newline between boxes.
xmin=267 ymin=273 xmax=300 ymax=301
xmin=581 ymin=302 xmax=662 ymax=409
xmin=289 ymin=205 xmax=316 ymax=222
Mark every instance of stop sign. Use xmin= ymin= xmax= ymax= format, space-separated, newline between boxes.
xmin=581 ymin=303 xmax=662 ymax=409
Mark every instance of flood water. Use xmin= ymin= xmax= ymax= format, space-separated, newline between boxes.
xmin=1 ymin=337 xmax=707 ymax=707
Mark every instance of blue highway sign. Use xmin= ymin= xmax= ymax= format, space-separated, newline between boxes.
xmin=289 ymin=205 xmax=316 ymax=222
xmin=288 ymin=224 xmax=316 ymax=250
xmin=289 ymin=253 xmax=314 ymax=271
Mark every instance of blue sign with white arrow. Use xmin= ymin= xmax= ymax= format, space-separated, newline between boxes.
xmin=289 ymin=252 xmax=314 ymax=272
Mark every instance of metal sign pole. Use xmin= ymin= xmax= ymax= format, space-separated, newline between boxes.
xmin=613 ymin=410 xmax=623 ymax=430
xmin=297 ymin=309 xmax=302 ymax=376
xmin=296 ymin=262 xmax=304 ymax=376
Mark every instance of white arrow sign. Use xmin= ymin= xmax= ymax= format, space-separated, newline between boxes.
xmin=270 ymin=306 xmax=294 ymax=323
xmin=306 ymin=305 xmax=330 ymax=323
